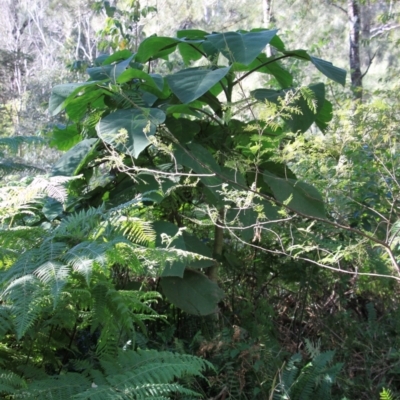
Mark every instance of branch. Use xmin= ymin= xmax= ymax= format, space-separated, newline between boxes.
xmin=370 ymin=24 xmax=400 ymax=39
xmin=360 ymin=51 xmax=376 ymax=81
xmin=216 ymin=216 xmax=400 ymax=282
xmin=328 ymin=1 xmax=348 ymax=15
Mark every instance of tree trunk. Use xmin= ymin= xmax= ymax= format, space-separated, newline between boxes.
xmin=263 ymin=0 xmax=273 ymax=56
xmin=348 ymin=0 xmax=363 ymax=100
xmin=207 ymin=208 xmax=224 ymax=282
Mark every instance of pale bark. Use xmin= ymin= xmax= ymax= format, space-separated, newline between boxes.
xmin=348 ymin=0 xmax=363 ymax=99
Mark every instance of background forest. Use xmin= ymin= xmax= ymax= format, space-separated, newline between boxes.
xmin=1 ymin=0 xmax=400 ymax=399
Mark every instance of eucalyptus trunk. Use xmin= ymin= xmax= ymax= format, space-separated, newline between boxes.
xmin=348 ymin=0 xmax=363 ymax=100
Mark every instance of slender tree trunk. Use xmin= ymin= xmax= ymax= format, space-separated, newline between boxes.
xmin=348 ymin=0 xmax=363 ymax=100
xmin=207 ymin=208 xmax=224 ymax=282
xmin=263 ymin=0 xmax=273 ymax=56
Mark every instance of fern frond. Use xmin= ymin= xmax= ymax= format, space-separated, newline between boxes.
xmin=2 ymin=274 xmax=44 ymax=339
xmin=0 ymin=305 xmax=13 ymax=339
xmin=1 ymin=242 xmax=68 ymax=285
xmin=34 ymin=261 xmax=70 ymax=304
xmin=14 ymin=372 xmax=91 ymax=400
xmin=0 ymin=369 xmax=27 ymax=394
xmin=54 ymin=207 xmax=104 ymax=242
xmin=0 ymin=136 xmax=44 ymax=154
xmin=111 ymin=215 xmax=156 ymax=245
xmin=380 ymin=388 xmax=395 ymax=400
xmin=281 ymin=353 xmax=302 ymax=390
xmin=0 ymin=160 xmax=44 ymax=177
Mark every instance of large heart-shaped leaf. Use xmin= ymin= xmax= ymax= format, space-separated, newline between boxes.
xmin=154 ymin=222 xmax=213 ymax=277
xmin=135 ymin=37 xmax=181 ymax=63
xmin=252 ymin=83 xmax=330 ymax=133
xmin=205 ymin=30 xmax=277 ymax=65
xmin=165 ymin=117 xmax=200 ymax=143
xmin=50 ymin=124 xmax=81 ymax=151
xmin=49 ymin=82 xmax=97 ymax=116
xmin=174 ymin=143 xmax=223 ymax=202
xmin=166 ymin=67 xmax=230 ymax=104
xmin=86 ymin=55 xmax=133 ymax=83
xmin=177 ymin=29 xmax=209 ymax=39
xmin=160 ymin=269 xmax=224 ymax=315
xmin=52 ymin=139 xmax=98 ymax=176
xmin=285 ymin=83 xmax=326 ymax=133
xmin=96 ymin=108 xmax=166 ymax=158
xmin=117 ymin=69 xmax=169 ymax=99
xmin=263 ymin=171 xmax=326 ymax=219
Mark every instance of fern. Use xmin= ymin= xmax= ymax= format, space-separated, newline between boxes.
xmin=381 ymin=388 xmax=396 ymax=400
xmin=273 ymin=348 xmax=343 ymax=400
xmin=11 ymin=349 xmax=212 ymax=399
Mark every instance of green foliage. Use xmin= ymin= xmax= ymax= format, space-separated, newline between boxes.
xmin=11 ymin=349 xmax=211 ymax=399
xmin=273 ymin=344 xmax=343 ymax=400
xmin=381 ymin=388 xmax=396 ymax=400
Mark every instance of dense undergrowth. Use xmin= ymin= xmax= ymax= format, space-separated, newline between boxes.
xmin=1 ymin=6 xmax=400 ymax=399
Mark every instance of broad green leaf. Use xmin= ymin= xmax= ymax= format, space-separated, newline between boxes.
xmin=251 ymin=88 xmax=285 ymax=103
xmin=165 ymin=117 xmax=200 ymax=143
xmin=50 ymin=124 xmax=81 ymax=151
xmin=52 ymin=138 xmax=98 ymax=176
xmin=154 ymin=221 xmax=186 ymax=277
xmin=42 ymin=198 xmax=64 ymax=221
xmin=198 ymin=92 xmax=223 ymax=116
xmin=49 ymin=82 xmax=97 ymax=116
xmin=117 ymin=69 xmax=169 ymax=99
xmin=166 ymin=67 xmax=230 ymax=104
xmin=86 ymin=55 xmax=133 ymax=83
xmin=135 ymin=36 xmax=181 ymax=63
xmin=252 ymin=84 xmax=329 ymax=133
xmin=65 ymin=87 xmax=108 ymax=121
xmin=282 ymin=49 xmax=311 ymax=60
xmin=205 ymin=30 xmax=277 ymax=65
xmin=249 ymin=28 xmax=286 ymax=51
xmin=234 ymin=54 xmax=293 ymax=88
xmin=315 ymin=99 xmax=333 ymax=131
xmin=220 ymin=166 xmax=247 ymax=189
xmin=153 ymin=222 xmax=212 ymax=277
xmin=286 ymin=83 xmax=326 ymax=133
xmin=174 ymin=143 xmax=223 ymax=202
xmin=202 ymin=41 xmax=219 ymax=59
xmin=182 ymin=232 xmax=213 ymax=268
xmin=96 ymin=108 xmax=166 ymax=158
xmin=310 ymin=56 xmax=346 ymax=86
xmin=160 ymin=269 xmax=224 ymax=315
xmin=260 ymin=161 xmax=297 ymax=179
xmin=262 ymin=58 xmax=293 ymax=88
xmin=165 ymin=104 xmax=202 ymax=118
xmin=135 ymin=173 xmax=164 ymax=203
xmin=178 ymin=42 xmax=204 ymax=65
xmin=226 ymin=208 xmax=258 ymax=242
xmin=102 ymin=50 xmax=133 ymax=65
xmin=263 ymin=171 xmax=326 ymax=218
xmin=177 ymin=29 xmax=209 ymax=39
